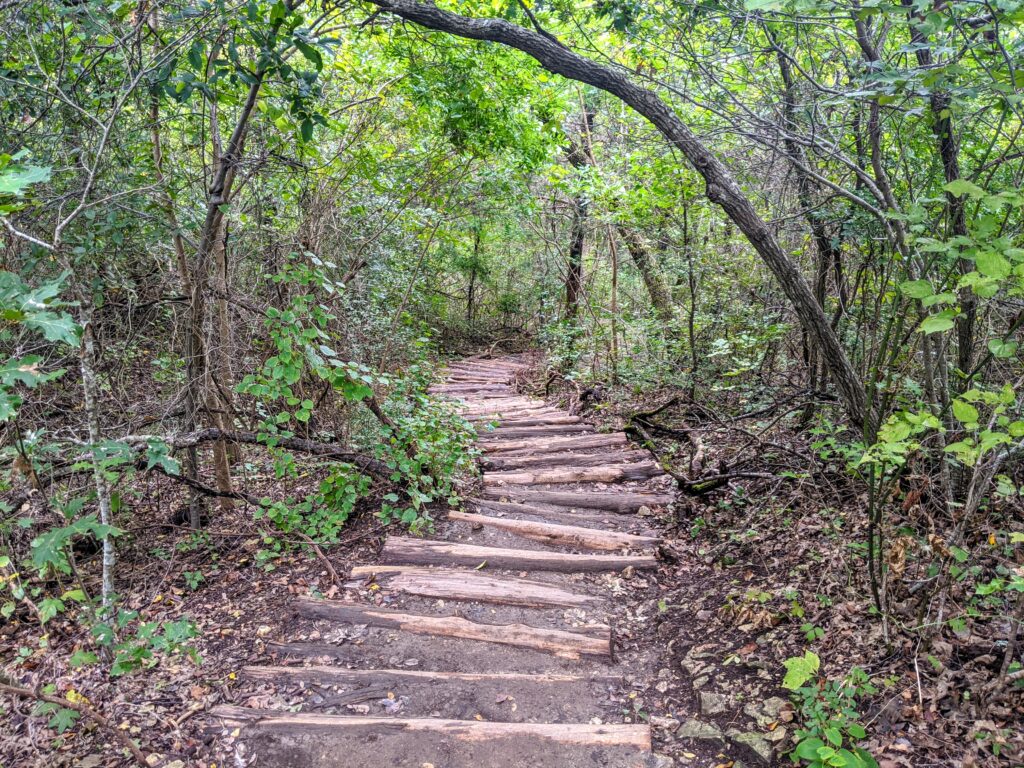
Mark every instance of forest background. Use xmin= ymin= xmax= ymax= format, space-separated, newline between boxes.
xmin=0 ymin=0 xmax=1023 ymax=765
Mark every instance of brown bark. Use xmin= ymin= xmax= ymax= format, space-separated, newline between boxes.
xmin=447 ymin=510 xmax=659 ymax=550
xmin=382 ymin=537 xmax=657 ymax=572
xmin=616 ymin=226 xmax=678 ymax=326
xmin=294 ymin=598 xmax=611 ymax=658
xmin=482 ymin=461 xmax=662 ymax=486
xmin=210 ymin=707 xmax=650 ymax=746
xmin=348 ymin=564 xmax=599 ymax=606
xmin=479 ymin=486 xmax=674 ymax=512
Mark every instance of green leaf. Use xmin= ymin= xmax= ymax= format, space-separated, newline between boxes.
xmin=48 ymin=706 xmax=80 ymax=734
xmin=919 ymin=312 xmax=956 ymax=334
xmin=899 ymin=280 xmax=933 ymax=299
xmin=987 ymin=339 xmax=1018 ymax=358
xmin=782 ymin=650 xmax=820 ymax=690
xmin=976 ymin=251 xmax=1011 ymax=279
xmin=69 ymin=650 xmax=99 ymax=667
xmin=795 ymin=738 xmax=826 ymax=760
xmin=952 ymin=400 xmax=979 ymax=425
xmin=0 ymin=162 xmax=51 ymax=197
xmin=943 ymin=179 xmax=985 ymax=199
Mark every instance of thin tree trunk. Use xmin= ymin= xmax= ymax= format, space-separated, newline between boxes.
xmin=616 ymin=226 xmax=677 ymax=326
xmin=79 ymin=312 xmax=115 ymax=606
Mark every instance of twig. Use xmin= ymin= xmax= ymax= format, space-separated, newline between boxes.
xmin=0 ymin=680 xmax=152 ymax=766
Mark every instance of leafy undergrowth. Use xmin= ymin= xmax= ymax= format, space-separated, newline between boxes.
xmin=544 ymin=375 xmax=1024 ymax=768
xmin=0 ymin=467 xmax=389 ymax=768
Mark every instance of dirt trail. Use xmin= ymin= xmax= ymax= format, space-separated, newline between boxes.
xmin=211 ymin=355 xmax=675 ymax=767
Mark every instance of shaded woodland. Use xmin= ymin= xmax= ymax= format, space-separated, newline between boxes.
xmin=1 ymin=0 xmax=1023 ymax=765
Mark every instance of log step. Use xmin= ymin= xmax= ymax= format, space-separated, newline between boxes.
xmin=483 ymin=450 xmax=651 ymax=471
xmin=382 ymin=537 xmax=658 ymax=572
xmin=346 ymin=565 xmax=599 ymax=607
xmin=480 ymin=487 xmax=675 ymax=513
xmin=481 ymin=424 xmax=594 ymax=439
xmin=295 ymin=598 xmax=611 ymax=659
xmin=483 ymin=433 xmax=628 ymax=455
xmin=210 ymin=706 xmax=651 ymax=749
xmin=447 ymin=511 xmax=659 ymax=551
xmin=482 ymin=462 xmax=663 ymax=487
xmin=237 ymin=665 xmax=624 ymax=723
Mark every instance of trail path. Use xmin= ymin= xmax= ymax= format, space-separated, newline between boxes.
xmin=213 ymin=355 xmax=675 ymax=767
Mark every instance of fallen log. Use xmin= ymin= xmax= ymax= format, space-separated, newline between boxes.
xmin=482 ymin=461 xmax=662 ymax=486
xmin=240 ymin=665 xmax=620 ymax=686
xmin=382 ymin=537 xmax=657 ymax=572
xmin=483 ymin=433 xmax=627 ymax=455
xmin=480 ymin=424 xmax=594 ymax=439
xmin=294 ymin=598 xmax=611 ymax=658
xmin=483 ymin=450 xmax=650 ymax=471
xmin=479 ymin=487 xmax=674 ymax=513
xmin=209 ymin=707 xmax=650 ymax=748
xmin=346 ymin=565 xmax=598 ymax=606
xmin=447 ymin=511 xmax=659 ymax=551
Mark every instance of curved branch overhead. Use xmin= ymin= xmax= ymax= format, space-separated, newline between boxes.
xmin=366 ymin=0 xmax=870 ymax=427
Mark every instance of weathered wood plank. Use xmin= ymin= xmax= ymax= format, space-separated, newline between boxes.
xmin=210 ymin=707 xmax=651 ymax=749
xmin=483 ymin=433 xmax=627 ymax=455
xmin=382 ymin=537 xmax=657 ymax=572
xmin=240 ymin=665 xmax=620 ymax=686
xmin=346 ymin=565 xmax=598 ymax=607
xmin=480 ymin=487 xmax=675 ymax=513
xmin=447 ymin=511 xmax=659 ymax=551
xmin=483 ymin=450 xmax=651 ymax=471
xmin=482 ymin=462 xmax=663 ymax=487
xmin=294 ymin=598 xmax=611 ymax=658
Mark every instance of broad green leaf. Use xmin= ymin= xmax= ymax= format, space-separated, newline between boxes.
xmin=952 ymin=400 xmax=979 ymax=425
xmin=943 ymin=179 xmax=985 ymax=199
xmin=976 ymin=251 xmax=1011 ymax=279
xmin=988 ymin=339 xmax=1018 ymax=358
xmin=782 ymin=650 xmax=820 ymax=689
xmin=899 ymin=280 xmax=933 ymax=299
xmin=919 ymin=312 xmax=956 ymax=334
xmin=0 ymin=162 xmax=51 ymax=196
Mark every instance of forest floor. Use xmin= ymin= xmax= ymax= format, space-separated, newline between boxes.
xmin=2 ymin=354 xmax=1021 ymax=767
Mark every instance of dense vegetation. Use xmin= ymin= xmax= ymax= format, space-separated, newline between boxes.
xmin=1 ymin=0 xmax=1022 ymax=765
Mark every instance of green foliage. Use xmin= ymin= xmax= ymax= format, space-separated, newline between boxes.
xmin=783 ymin=657 xmax=878 ymax=768
xmin=0 ymin=271 xmax=78 ymax=421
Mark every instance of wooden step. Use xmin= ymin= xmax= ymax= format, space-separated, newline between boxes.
xmin=483 ymin=414 xmax=583 ymax=427
xmin=382 ymin=537 xmax=658 ymax=572
xmin=483 ymin=462 xmax=663 ymax=487
xmin=483 ymin=450 xmax=651 ymax=471
xmin=346 ymin=565 xmax=599 ymax=607
xmin=211 ymin=706 xmax=651 ymax=749
xmin=241 ymin=665 xmax=620 ymax=686
xmin=295 ymin=598 xmax=611 ymax=659
xmin=482 ymin=424 xmax=594 ymax=439
xmin=448 ymin=511 xmax=659 ymax=551
xmin=237 ymin=666 xmax=625 ymax=722
xmin=480 ymin=487 xmax=674 ymax=513
xmin=467 ymin=500 xmax=655 ymax=531
xmin=484 ymin=433 xmax=628 ymax=455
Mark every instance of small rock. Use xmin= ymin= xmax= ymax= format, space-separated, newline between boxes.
xmin=765 ymin=725 xmax=788 ymax=743
xmin=699 ymin=691 xmax=731 ymax=715
xmin=655 ymin=680 xmax=670 ymax=693
xmin=637 ymin=505 xmax=652 ymax=516
xmin=727 ymin=729 xmax=773 ymax=765
xmin=692 ymin=674 xmax=709 ymax=689
xmin=622 ymin=565 xmax=636 ymax=579
xmin=649 ymin=716 xmax=680 ymax=733
xmin=676 ymin=719 xmax=723 ymax=741
xmin=650 ymin=753 xmax=674 ymax=768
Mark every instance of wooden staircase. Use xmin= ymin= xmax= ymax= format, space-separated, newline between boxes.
xmin=211 ymin=354 xmax=673 ymax=767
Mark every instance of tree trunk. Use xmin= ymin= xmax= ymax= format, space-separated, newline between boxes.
xmin=368 ymin=0 xmax=871 ymax=428
xmin=616 ymin=226 xmax=677 ymax=326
